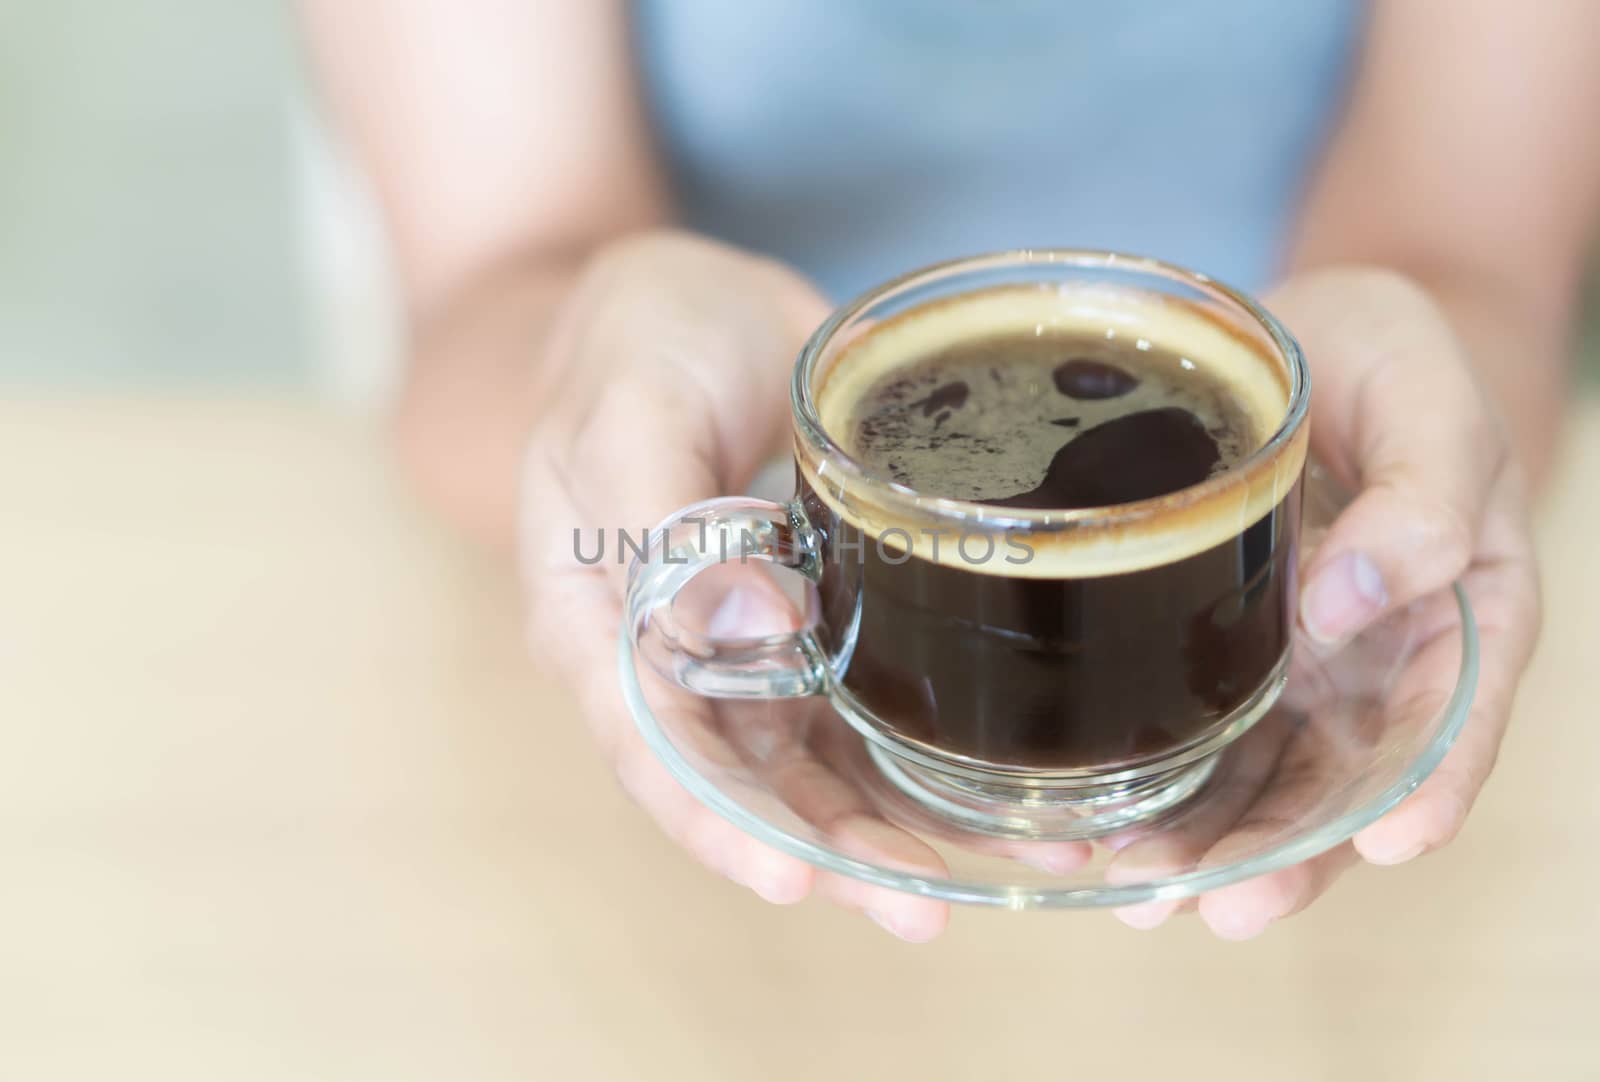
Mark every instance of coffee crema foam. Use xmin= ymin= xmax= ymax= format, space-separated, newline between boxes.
xmin=801 ymin=285 xmax=1308 ymax=579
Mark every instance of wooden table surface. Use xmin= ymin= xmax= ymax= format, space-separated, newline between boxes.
xmin=2 ymin=397 xmax=1595 ymax=1081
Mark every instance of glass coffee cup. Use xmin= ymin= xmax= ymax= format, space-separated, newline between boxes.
xmin=626 ymin=251 xmax=1309 ymax=839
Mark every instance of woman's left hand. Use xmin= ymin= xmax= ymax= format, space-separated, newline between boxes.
xmin=1114 ymin=266 xmax=1543 ymax=938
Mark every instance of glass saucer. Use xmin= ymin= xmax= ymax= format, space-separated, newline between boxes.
xmin=618 ymin=469 xmax=1478 ymax=909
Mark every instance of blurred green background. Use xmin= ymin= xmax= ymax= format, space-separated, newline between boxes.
xmin=0 ymin=2 xmax=309 ymax=388
xmin=1 ymin=2 xmax=1595 ymax=398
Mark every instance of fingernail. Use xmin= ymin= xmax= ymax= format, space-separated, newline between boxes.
xmin=712 ymin=858 xmax=749 ymax=890
xmin=1364 ymin=840 xmax=1425 ymax=866
xmin=1301 ymin=552 xmax=1387 ymax=644
xmin=708 ymin=588 xmax=755 ymax=638
xmin=1114 ymin=902 xmax=1176 ymax=930
xmin=865 ymin=909 xmax=927 ymax=942
xmin=866 ymin=909 xmax=901 ymax=937
xmin=1204 ymin=911 xmax=1271 ymax=941
xmin=747 ymin=870 xmax=805 ymax=905
xmin=709 ymin=587 xmax=794 ymax=637
xmin=1017 ymin=849 xmax=1083 ymax=875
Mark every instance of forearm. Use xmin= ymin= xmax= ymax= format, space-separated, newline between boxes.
xmin=297 ymin=0 xmax=671 ymax=548
xmin=389 ymin=228 xmax=823 ymax=552
xmin=1281 ymin=0 xmax=1600 ymax=490
xmin=393 ymin=257 xmax=583 ymax=552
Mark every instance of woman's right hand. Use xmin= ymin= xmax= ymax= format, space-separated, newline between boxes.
xmin=515 ymin=231 xmax=956 ymax=941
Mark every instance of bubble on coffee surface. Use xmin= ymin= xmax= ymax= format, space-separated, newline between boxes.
xmin=807 ymin=285 xmax=1302 ymax=577
xmin=845 ymin=331 xmax=1260 ymax=508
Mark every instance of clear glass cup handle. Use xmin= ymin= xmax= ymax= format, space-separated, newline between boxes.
xmin=625 ymin=496 xmax=828 ymax=698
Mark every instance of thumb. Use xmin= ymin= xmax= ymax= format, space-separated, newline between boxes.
xmin=538 ymin=239 xmax=832 ymax=590
xmin=1267 ymin=269 xmax=1507 ymax=643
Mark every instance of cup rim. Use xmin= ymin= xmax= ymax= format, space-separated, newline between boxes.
xmin=789 ymin=248 xmax=1310 ymax=533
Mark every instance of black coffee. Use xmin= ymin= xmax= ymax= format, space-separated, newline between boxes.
xmin=846 ymin=332 xmax=1259 ymax=508
xmin=803 ymin=319 xmax=1299 ymax=771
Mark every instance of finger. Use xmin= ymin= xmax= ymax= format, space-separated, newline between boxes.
xmin=632 ymin=570 xmax=950 ymax=940
xmin=741 ymin=698 xmax=953 ymax=942
xmin=779 ymin=698 xmax=1091 ymax=932
xmin=1173 ymin=683 xmax=1393 ymax=937
xmin=1267 ymin=271 xmax=1507 ymax=644
xmin=670 ymin=558 xmax=810 ymax=644
xmin=615 ymin=627 xmax=821 ymax=903
xmin=816 ymin=834 xmax=952 ymax=943
xmin=1187 ymin=713 xmax=1368 ymax=940
xmin=1111 ymin=895 xmax=1198 ymax=931
xmin=556 ymin=577 xmax=818 ymax=902
xmin=553 ymin=378 xmax=760 ymax=594
xmin=612 ymin=697 xmax=817 ymax=905
xmin=1111 ymin=566 xmax=1475 ymax=935
xmin=685 ymin=698 xmax=951 ymax=941
xmin=517 ymin=382 xmax=828 ymax=909
xmin=795 ymin=698 xmax=1092 ymax=880
xmin=995 ymin=839 xmax=1097 ymax=876
xmin=546 ymin=264 xmax=829 ymax=592
xmin=681 ymin=588 xmax=952 ymax=940
xmin=1107 ymin=710 xmax=1296 ymax=929
xmin=523 ymin=458 xmax=818 ymax=903
xmin=1196 ymin=844 xmax=1359 ymax=940
xmin=1354 ymin=482 xmax=1540 ymax=864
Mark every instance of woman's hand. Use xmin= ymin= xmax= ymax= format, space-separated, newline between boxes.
xmin=1115 ymin=266 xmax=1543 ymax=937
xmin=523 ymin=244 xmax=1540 ymax=942
xmin=516 ymin=231 xmax=956 ymax=941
